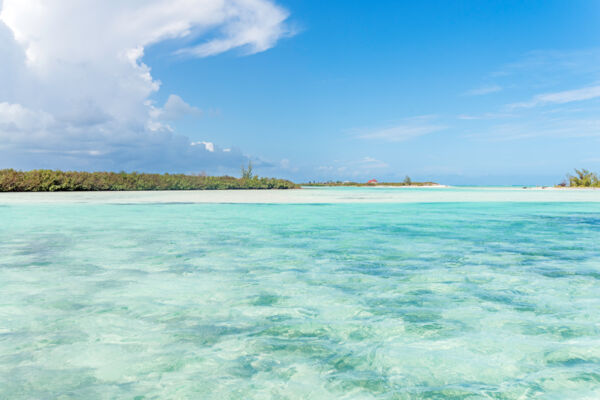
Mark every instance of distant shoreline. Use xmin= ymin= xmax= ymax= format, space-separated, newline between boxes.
xmin=529 ymin=186 xmax=600 ymax=190
xmin=303 ymin=184 xmax=448 ymax=188
xmin=302 ymin=182 xmax=444 ymax=188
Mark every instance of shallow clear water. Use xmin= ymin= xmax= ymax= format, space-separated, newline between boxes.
xmin=1 ymin=189 xmax=600 ymax=398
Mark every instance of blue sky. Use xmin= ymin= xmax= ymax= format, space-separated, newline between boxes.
xmin=1 ymin=0 xmax=599 ymax=184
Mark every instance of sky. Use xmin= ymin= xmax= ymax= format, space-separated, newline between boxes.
xmin=1 ymin=0 xmax=599 ymax=185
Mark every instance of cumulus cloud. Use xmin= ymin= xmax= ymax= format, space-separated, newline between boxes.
xmin=191 ymin=141 xmax=215 ymax=152
xmin=0 ymin=102 xmax=54 ymax=133
xmin=0 ymin=0 xmax=291 ymax=172
xmin=150 ymin=95 xmax=202 ymax=121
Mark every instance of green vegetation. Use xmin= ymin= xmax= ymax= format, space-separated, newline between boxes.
xmin=241 ymin=160 xmax=254 ymax=179
xmin=558 ymin=169 xmax=600 ymax=188
xmin=0 ymin=168 xmax=298 ymax=192
xmin=302 ymin=179 xmax=439 ymax=187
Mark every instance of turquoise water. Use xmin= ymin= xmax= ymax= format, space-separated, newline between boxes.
xmin=2 ymin=191 xmax=600 ymax=398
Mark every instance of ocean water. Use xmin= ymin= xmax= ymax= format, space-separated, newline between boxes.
xmin=1 ymin=188 xmax=600 ymax=399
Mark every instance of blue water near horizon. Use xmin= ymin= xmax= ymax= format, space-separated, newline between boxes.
xmin=2 ymin=193 xmax=600 ymax=398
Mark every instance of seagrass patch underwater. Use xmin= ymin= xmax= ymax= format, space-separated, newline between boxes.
xmin=1 ymin=192 xmax=600 ymax=398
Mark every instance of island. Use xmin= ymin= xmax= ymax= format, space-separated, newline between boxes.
xmin=0 ymin=168 xmax=298 ymax=191
xmin=302 ymin=177 xmax=442 ymax=187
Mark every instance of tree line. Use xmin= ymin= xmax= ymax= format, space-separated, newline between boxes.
xmin=0 ymin=169 xmax=298 ymax=191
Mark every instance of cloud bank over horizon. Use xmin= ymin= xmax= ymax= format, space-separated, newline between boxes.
xmin=0 ymin=0 xmax=290 ymax=173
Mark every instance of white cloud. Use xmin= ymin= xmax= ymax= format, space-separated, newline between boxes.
xmin=0 ymin=102 xmax=54 ymax=133
xmin=276 ymin=158 xmax=299 ymax=173
xmin=457 ymin=50 xmax=600 ymax=147
xmin=203 ymin=142 xmax=215 ymax=152
xmin=315 ymin=157 xmax=389 ymax=179
xmin=150 ymin=95 xmax=202 ymax=121
xmin=358 ymin=116 xmax=445 ymax=142
xmin=0 ymin=0 xmax=291 ymax=172
xmin=191 ymin=141 xmax=215 ymax=152
xmin=457 ymin=112 xmax=514 ymax=120
xmin=464 ymin=84 xmax=502 ymax=96
xmin=357 ymin=157 xmax=388 ymax=169
xmin=509 ymin=84 xmax=600 ymax=109
xmin=492 ymin=49 xmax=600 ymax=79
xmin=465 ymin=117 xmax=600 ymax=141
xmin=175 ymin=0 xmax=291 ymax=57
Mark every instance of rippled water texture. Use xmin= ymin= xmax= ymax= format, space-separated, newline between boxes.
xmin=1 ymin=188 xmax=600 ymax=398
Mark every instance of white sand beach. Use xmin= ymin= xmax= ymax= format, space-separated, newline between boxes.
xmin=2 ymin=186 xmax=600 ymax=204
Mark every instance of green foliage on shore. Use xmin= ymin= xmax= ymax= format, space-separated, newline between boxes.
xmin=571 ymin=169 xmax=600 ymax=187
xmin=0 ymin=169 xmax=298 ymax=192
xmin=558 ymin=169 xmax=600 ymax=188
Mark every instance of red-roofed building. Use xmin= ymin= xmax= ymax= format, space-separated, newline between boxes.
xmin=367 ymin=179 xmax=378 ymax=184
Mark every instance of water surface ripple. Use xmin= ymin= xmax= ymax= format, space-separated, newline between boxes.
xmin=1 ymin=192 xmax=600 ymax=398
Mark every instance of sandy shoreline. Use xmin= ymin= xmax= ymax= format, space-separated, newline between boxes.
xmin=336 ymin=184 xmax=450 ymax=188
xmin=526 ymin=186 xmax=600 ymax=190
xmin=2 ymin=186 xmax=600 ymax=204
xmin=302 ymin=184 xmax=448 ymax=188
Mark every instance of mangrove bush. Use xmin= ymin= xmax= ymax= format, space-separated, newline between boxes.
xmin=0 ymin=169 xmax=298 ymax=191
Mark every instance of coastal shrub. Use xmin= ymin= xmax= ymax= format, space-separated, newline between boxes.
xmin=0 ymin=169 xmax=298 ymax=192
xmin=567 ymin=169 xmax=600 ymax=187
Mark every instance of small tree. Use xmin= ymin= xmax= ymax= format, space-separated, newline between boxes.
xmin=241 ymin=160 xmax=254 ymax=179
xmin=403 ymin=175 xmax=412 ymax=185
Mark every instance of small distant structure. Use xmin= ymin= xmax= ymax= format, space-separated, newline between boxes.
xmin=367 ymin=179 xmax=378 ymax=184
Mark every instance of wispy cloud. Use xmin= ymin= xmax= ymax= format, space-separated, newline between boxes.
xmin=356 ymin=156 xmax=388 ymax=169
xmin=464 ymin=117 xmax=600 ymax=141
xmin=464 ymin=84 xmax=502 ymax=96
xmin=492 ymin=49 xmax=600 ymax=79
xmin=458 ymin=49 xmax=600 ymax=145
xmin=315 ymin=156 xmax=389 ymax=179
xmin=582 ymin=157 xmax=600 ymax=163
xmin=509 ymin=84 xmax=600 ymax=109
xmin=457 ymin=112 xmax=514 ymax=120
xmin=358 ymin=116 xmax=445 ymax=142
